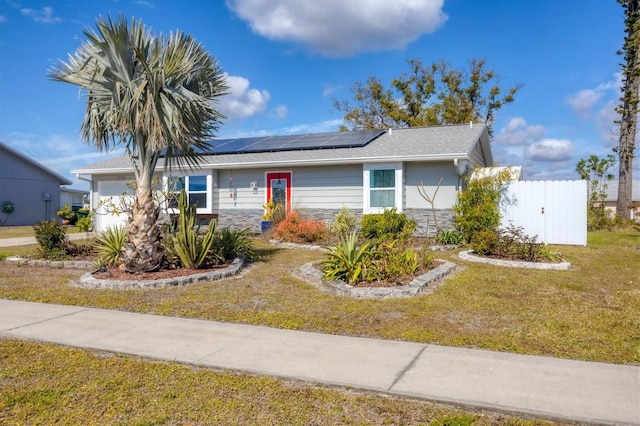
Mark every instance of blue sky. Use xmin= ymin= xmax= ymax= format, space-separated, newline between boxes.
xmin=0 ymin=0 xmax=632 ymax=189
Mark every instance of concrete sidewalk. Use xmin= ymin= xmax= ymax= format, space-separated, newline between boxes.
xmin=0 ymin=232 xmax=93 ymax=247
xmin=1 ymin=299 xmax=638 ymax=425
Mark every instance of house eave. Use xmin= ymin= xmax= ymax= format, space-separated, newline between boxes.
xmin=73 ymin=153 xmax=471 ymax=175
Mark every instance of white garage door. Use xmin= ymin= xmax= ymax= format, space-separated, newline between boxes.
xmin=96 ymin=181 xmax=133 ymax=232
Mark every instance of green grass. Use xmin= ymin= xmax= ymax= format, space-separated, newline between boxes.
xmin=0 ymin=225 xmax=80 ymax=239
xmin=0 ymin=339 xmax=555 ymax=425
xmin=1 ymin=231 xmax=638 ymax=365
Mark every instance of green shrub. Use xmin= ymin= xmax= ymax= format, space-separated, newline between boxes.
xmin=470 ymin=229 xmax=499 ymax=256
xmin=453 ymin=171 xmax=509 ymax=243
xmin=471 ymin=225 xmax=557 ymax=262
xmin=321 ymin=231 xmax=375 ymax=284
xmin=76 ymin=216 xmax=93 ymax=232
xmin=273 ymin=211 xmax=329 ymax=244
xmin=369 ymin=240 xmax=434 ymax=282
xmin=214 ymin=228 xmax=258 ymax=262
xmin=321 ymin=231 xmax=434 ymax=285
xmin=436 ymin=229 xmax=465 ymax=245
xmin=33 ymin=220 xmax=68 ymax=259
xmin=360 ymin=208 xmax=416 ymax=241
xmin=165 ymin=190 xmax=216 ymax=269
xmin=329 ymin=206 xmax=357 ymax=237
xmin=95 ymin=226 xmax=127 ymax=267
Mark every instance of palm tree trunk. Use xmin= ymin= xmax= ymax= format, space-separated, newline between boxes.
xmin=122 ymin=180 xmax=164 ymax=273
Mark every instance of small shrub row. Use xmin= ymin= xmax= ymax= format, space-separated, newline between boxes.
xmin=360 ymin=208 xmax=416 ymax=241
xmin=471 ymin=224 xmax=562 ymax=262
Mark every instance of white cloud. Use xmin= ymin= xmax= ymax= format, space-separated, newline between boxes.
xmin=21 ymin=7 xmax=60 ymax=23
xmin=568 ymin=73 xmax=622 ymax=119
xmin=134 ymin=1 xmax=156 ymax=8
xmin=596 ymin=72 xmax=622 ymax=92
xmin=596 ymin=100 xmax=619 ymax=146
xmin=0 ymin=15 xmax=7 ymax=23
xmin=269 ymin=105 xmax=288 ymax=119
xmin=218 ymin=74 xmax=270 ymax=119
xmin=322 ymin=84 xmax=341 ymax=97
xmin=494 ymin=117 xmax=545 ymax=146
xmin=226 ymin=0 xmax=447 ymax=57
xmin=525 ymin=139 xmax=574 ymax=162
xmin=566 ymin=89 xmax=604 ymax=119
xmin=4 ymin=132 xmax=124 ymax=188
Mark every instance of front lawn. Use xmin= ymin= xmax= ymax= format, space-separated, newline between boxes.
xmin=0 ymin=231 xmax=638 ymax=364
xmin=0 ymin=225 xmax=80 ymax=239
xmin=0 ymin=339 xmax=550 ymax=425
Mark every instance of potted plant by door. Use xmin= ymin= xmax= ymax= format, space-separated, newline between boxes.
xmin=261 ymin=200 xmax=280 ymax=234
xmin=57 ymin=203 xmax=75 ymax=225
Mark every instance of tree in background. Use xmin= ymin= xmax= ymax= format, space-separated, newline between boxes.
xmin=50 ymin=15 xmax=228 ymax=272
xmin=333 ymin=58 xmax=520 ymax=135
xmin=615 ymin=0 xmax=640 ymax=220
xmin=576 ymin=154 xmax=616 ymax=230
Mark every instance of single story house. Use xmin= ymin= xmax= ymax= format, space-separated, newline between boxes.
xmin=0 ymin=141 xmax=73 ymax=226
xmin=604 ymin=180 xmax=640 ymax=221
xmin=72 ymin=123 xmax=493 ymax=235
xmin=60 ymin=187 xmax=89 ymax=211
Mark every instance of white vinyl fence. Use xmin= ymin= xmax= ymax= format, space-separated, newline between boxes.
xmin=500 ymin=180 xmax=587 ymax=246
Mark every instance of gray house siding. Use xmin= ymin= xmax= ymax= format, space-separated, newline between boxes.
xmin=0 ymin=144 xmax=72 ymax=226
xmin=215 ymin=165 xmax=363 ymax=232
xmin=76 ymin=125 xmax=494 ymax=234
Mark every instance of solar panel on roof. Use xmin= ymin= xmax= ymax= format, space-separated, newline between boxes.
xmin=172 ymin=129 xmax=387 ymax=157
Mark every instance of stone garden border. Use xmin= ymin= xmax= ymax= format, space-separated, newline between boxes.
xmin=271 ymin=239 xmax=459 ymax=299
xmin=70 ymin=258 xmax=245 ymax=289
xmin=4 ymin=255 xmax=245 ymax=290
xmin=293 ymin=260 xmax=457 ymax=299
xmin=5 ymin=256 xmax=93 ymax=269
xmin=458 ymin=250 xmax=572 ymax=270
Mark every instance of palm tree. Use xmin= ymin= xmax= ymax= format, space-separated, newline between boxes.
xmin=49 ymin=15 xmax=228 ymax=272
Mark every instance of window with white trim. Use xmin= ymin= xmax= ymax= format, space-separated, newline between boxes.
xmin=363 ymin=163 xmax=403 ymax=213
xmin=165 ymin=173 xmax=212 ymax=213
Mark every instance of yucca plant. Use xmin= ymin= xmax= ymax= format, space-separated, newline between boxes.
xmin=95 ymin=226 xmax=127 ymax=267
xmin=168 ymin=190 xmax=216 ymax=269
xmin=321 ymin=231 xmax=375 ymax=284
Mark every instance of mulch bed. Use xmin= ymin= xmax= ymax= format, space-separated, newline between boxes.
xmin=323 ymin=260 xmax=444 ymax=288
xmin=92 ymin=262 xmax=233 ymax=281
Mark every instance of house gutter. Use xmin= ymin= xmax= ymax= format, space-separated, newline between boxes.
xmin=75 ymin=174 xmax=94 ymax=210
xmin=77 ymin=153 xmax=471 ymax=174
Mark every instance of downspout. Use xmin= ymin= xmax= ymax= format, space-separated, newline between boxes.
xmin=75 ymin=174 xmax=93 ymax=211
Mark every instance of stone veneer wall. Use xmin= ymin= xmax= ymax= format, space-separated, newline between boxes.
xmin=215 ymin=208 xmax=455 ymax=237
xmin=404 ymin=208 xmax=455 ymax=237
xmin=216 ymin=209 xmax=264 ymax=233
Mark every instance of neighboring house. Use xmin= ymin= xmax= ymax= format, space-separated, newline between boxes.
xmin=604 ymin=180 xmax=640 ymax=221
xmin=60 ymin=187 xmax=89 ymax=211
xmin=0 ymin=141 xmax=73 ymax=226
xmin=72 ymin=123 xmax=493 ymax=235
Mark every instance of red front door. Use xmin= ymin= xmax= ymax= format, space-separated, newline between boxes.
xmin=266 ymin=172 xmax=291 ymax=213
